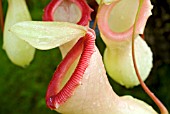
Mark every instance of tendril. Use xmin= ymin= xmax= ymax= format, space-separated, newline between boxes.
xmin=132 ymin=0 xmax=169 ymax=114
xmin=92 ymin=0 xmax=103 ymax=30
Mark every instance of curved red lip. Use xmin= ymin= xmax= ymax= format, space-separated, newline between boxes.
xmin=43 ymin=0 xmax=93 ymax=26
xmin=97 ymin=0 xmax=153 ymax=41
xmin=46 ymin=29 xmax=95 ymax=110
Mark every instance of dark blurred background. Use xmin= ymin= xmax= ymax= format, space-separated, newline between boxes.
xmin=0 ymin=0 xmax=169 ymax=114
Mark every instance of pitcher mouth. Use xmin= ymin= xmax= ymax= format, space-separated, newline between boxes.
xmin=43 ymin=0 xmax=93 ymax=26
xmin=46 ymin=29 xmax=95 ymax=110
xmin=97 ymin=0 xmax=153 ymax=41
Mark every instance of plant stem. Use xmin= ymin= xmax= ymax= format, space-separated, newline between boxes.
xmin=132 ymin=0 xmax=169 ymax=114
xmin=92 ymin=0 xmax=103 ymax=30
xmin=0 ymin=0 xmax=4 ymax=31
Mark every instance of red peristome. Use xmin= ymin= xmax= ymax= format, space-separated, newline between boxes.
xmin=46 ymin=29 xmax=95 ymax=110
xmin=43 ymin=0 xmax=93 ymax=26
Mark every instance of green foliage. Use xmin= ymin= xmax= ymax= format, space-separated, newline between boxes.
xmin=0 ymin=27 xmax=60 ymax=114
